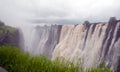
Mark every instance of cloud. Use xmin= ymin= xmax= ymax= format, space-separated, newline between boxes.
xmin=0 ymin=0 xmax=120 ymax=26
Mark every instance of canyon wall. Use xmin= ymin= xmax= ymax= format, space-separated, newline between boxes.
xmin=53 ymin=20 xmax=120 ymax=71
xmin=22 ymin=19 xmax=120 ymax=71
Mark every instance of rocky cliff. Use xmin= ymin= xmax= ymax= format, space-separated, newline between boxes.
xmin=0 ymin=21 xmax=20 ymax=46
xmin=21 ymin=18 xmax=120 ymax=72
xmin=52 ymin=19 xmax=120 ymax=71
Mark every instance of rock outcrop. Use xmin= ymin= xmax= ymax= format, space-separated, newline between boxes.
xmin=0 ymin=21 xmax=20 ymax=46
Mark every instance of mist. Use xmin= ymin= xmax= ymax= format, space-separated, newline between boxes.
xmin=0 ymin=0 xmax=120 ymax=26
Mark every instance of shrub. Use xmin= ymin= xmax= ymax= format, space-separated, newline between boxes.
xmin=0 ymin=45 xmax=78 ymax=72
xmin=0 ymin=45 xmax=112 ymax=72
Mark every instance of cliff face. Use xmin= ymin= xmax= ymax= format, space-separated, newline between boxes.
xmin=0 ymin=21 xmax=20 ymax=46
xmin=21 ymin=19 xmax=120 ymax=71
xmin=52 ymin=21 xmax=120 ymax=70
xmin=23 ymin=25 xmax=62 ymax=58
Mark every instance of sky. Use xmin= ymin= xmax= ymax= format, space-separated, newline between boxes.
xmin=0 ymin=0 xmax=120 ymax=26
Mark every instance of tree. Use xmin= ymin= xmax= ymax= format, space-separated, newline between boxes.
xmin=84 ymin=21 xmax=90 ymax=24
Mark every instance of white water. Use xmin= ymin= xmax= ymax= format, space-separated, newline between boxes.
xmin=15 ymin=20 xmax=120 ymax=71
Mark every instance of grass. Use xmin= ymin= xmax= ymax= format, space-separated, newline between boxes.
xmin=0 ymin=45 xmax=112 ymax=72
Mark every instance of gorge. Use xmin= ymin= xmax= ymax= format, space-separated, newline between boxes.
xmin=18 ymin=18 xmax=120 ymax=72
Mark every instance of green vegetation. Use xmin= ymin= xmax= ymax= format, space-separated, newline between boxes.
xmin=87 ymin=61 xmax=112 ymax=72
xmin=0 ymin=45 xmax=112 ymax=72
xmin=0 ymin=29 xmax=3 ymax=35
xmin=0 ymin=25 xmax=16 ymax=33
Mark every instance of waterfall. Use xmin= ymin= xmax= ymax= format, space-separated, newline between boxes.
xmin=19 ymin=20 xmax=120 ymax=71
xmin=20 ymin=25 xmax=62 ymax=58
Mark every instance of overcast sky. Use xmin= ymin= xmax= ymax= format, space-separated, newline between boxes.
xmin=0 ymin=0 xmax=120 ymax=26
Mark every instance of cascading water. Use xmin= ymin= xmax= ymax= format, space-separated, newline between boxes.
xmin=19 ymin=19 xmax=120 ymax=71
xmin=52 ymin=20 xmax=120 ymax=71
xmin=20 ymin=25 xmax=62 ymax=58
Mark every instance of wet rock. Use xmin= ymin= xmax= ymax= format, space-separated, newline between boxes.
xmin=0 ymin=67 xmax=7 ymax=72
